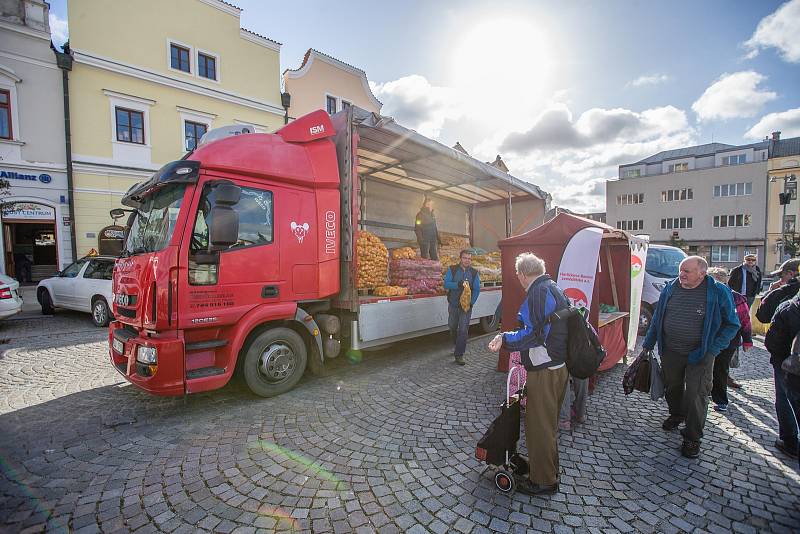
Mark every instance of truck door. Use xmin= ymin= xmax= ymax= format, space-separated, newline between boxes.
xmin=180 ymin=178 xmax=281 ymax=329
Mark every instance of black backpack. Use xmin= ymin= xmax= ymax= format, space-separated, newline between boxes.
xmin=756 ymin=281 xmax=800 ymax=323
xmin=546 ymin=306 xmax=606 ymax=379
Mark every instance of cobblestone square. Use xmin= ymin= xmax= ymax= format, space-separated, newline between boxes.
xmin=1 ymin=313 xmax=798 ymax=533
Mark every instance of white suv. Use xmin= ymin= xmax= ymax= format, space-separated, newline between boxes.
xmin=37 ymin=256 xmax=115 ymax=326
xmin=638 ymin=244 xmax=687 ymax=334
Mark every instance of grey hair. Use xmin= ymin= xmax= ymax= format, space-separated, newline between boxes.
xmin=682 ymin=255 xmax=709 ymax=273
xmin=707 ymin=266 xmax=729 ymax=283
xmin=515 ymin=252 xmax=546 ymax=277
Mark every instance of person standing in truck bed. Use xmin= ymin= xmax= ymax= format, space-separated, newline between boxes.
xmin=415 ymin=197 xmax=441 ymax=261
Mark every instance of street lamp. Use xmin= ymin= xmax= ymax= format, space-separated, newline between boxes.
xmin=772 ymin=174 xmax=797 ymax=260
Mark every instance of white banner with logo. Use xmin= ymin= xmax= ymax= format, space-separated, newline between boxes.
xmin=627 ymin=236 xmax=650 ymax=350
xmin=557 ymin=227 xmax=603 ymax=312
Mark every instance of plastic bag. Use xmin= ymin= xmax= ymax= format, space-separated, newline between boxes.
xmin=730 ymin=348 xmax=740 ymax=369
xmin=649 ymin=352 xmax=665 ymax=401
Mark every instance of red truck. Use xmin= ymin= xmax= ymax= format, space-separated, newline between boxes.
xmin=109 ymin=107 xmax=547 ymax=397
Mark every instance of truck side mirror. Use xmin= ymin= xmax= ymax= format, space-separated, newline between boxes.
xmin=209 ymin=183 xmax=241 ymax=250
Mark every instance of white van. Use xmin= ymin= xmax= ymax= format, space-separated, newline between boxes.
xmin=638 ymin=244 xmax=687 ymax=334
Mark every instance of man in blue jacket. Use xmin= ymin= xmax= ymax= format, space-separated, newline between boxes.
xmin=643 ymin=256 xmax=740 ymax=458
xmin=443 ymin=249 xmax=480 ymax=365
xmin=489 ymin=253 xmax=569 ymax=495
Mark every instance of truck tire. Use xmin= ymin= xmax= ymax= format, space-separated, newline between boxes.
xmin=241 ymin=328 xmax=307 ymax=397
xmin=638 ymin=304 xmax=653 ymax=336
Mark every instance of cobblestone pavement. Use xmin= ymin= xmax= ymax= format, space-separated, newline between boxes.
xmin=0 ymin=315 xmax=799 ymax=533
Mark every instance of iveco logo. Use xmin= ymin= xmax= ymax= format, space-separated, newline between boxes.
xmin=116 ymin=293 xmax=130 ymax=307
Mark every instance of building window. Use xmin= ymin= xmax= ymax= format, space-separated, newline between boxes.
xmin=616 ymin=220 xmax=644 ymax=231
xmin=170 ymin=43 xmax=191 ymax=73
xmin=326 ymin=95 xmax=337 ymax=114
xmin=660 ymin=217 xmax=693 ymax=230
xmin=661 ymin=188 xmax=693 ymax=202
xmin=667 ymin=162 xmax=689 ymax=173
xmin=0 ymin=89 xmax=11 ymax=139
xmin=721 ymin=154 xmax=746 ymax=166
xmin=784 ymin=215 xmax=796 ymax=234
xmin=184 ymin=121 xmax=208 ymax=151
xmin=341 ymin=100 xmax=351 ymax=110
xmin=115 ymin=107 xmax=145 ymax=144
xmin=712 ymin=245 xmax=738 ymax=263
xmin=616 ymin=193 xmax=644 ymax=206
xmin=713 ymin=214 xmax=752 ymax=228
xmin=623 ymin=168 xmax=641 ymax=178
xmin=198 ymin=52 xmax=217 ymax=80
xmin=713 ymin=182 xmax=752 ymax=197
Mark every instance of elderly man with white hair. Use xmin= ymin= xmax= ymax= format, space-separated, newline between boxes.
xmin=488 ymin=252 xmax=570 ymax=495
xmin=641 ymin=256 xmax=740 ymax=458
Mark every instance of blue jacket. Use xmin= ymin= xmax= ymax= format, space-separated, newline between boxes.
xmin=444 ymin=265 xmax=480 ymax=308
xmin=643 ymin=275 xmax=740 ymax=364
xmin=501 ymin=275 xmax=569 ymax=370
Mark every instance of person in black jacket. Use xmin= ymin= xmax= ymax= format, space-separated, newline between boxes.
xmin=728 ymin=254 xmax=761 ymax=307
xmin=414 ymin=197 xmax=441 ymax=260
xmin=763 ymin=294 xmax=800 ymax=459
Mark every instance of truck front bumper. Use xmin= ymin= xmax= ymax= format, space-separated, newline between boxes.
xmin=109 ymin=321 xmax=185 ymax=396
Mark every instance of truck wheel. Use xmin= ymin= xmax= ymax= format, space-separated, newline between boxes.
xmin=242 ymin=328 xmax=307 ymax=397
xmin=638 ymin=305 xmax=653 ymax=335
xmin=480 ymin=312 xmax=500 ymax=334
xmin=39 ymin=289 xmax=54 ymax=315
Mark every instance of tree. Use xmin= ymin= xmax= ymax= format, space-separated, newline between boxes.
xmin=668 ymin=234 xmax=688 ymax=251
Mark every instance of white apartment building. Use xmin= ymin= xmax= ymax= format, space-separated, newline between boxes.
xmin=607 ymin=141 xmax=769 ymax=269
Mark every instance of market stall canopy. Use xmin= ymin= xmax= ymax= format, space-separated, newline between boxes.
xmin=349 ymin=107 xmax=548 ymax=205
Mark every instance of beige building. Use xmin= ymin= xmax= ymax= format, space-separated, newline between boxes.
xmin=67 ymin=0 xmax=285 ymax=255
xmin=283 ymin=49 xmax=382 ymax=118
xmin=765 ymin=134 xmax=800 ymax=270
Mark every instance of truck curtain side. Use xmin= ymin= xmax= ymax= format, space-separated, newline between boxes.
xmin=330 ymin=107 xmax=548 ymax=348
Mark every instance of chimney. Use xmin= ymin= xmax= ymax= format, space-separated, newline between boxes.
xmin=772 ymin=131 xmax=781 ymax=141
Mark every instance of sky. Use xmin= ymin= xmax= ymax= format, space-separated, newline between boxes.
xmin=47 ymin=0 xmax=800 ymax=212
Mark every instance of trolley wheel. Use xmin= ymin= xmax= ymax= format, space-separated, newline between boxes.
xmin=509 ymin=453 xmax=530 ymax=477
xmin=494 ymin=470 xmax=514 ymax=493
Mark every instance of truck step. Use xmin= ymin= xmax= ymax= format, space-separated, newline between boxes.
xmin=186 ymin=339 xmax=228 ymax=351
xmin=186 ymin=367 xmax=226 ymax=380
xmin=481 ymin=281 xmax=502 ymax=287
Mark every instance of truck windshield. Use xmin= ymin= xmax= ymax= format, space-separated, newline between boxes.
xmin=646 ymin=248 xmax=686 ymax=279
xmin=124 ymin=184 xmax=186 ymax=255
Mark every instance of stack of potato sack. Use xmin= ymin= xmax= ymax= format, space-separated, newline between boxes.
xmin=390 ymin=258 xmax=444 ymax=295
xmin=373 ymin=285 xmax=408 ymax=297
xmin=356 ymin=231 xmax=388 ymax=289
xmin=391 ymin=247 xmax=417 ymax=260
xmin=438 ymin=235 xmax=471 ymax=268
xmin=471 ymin=251 xmax=502 ymax=283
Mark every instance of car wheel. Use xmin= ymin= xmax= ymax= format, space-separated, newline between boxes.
xmin=638 ymin=305 xmax=653 ymax=335
xmin=241 ymin=328 xmax=307 ymax=397
xmin=91 ymin=297 xmax=110 ymax=327
xmin=39 ymin=289 xmax=54 ymax=315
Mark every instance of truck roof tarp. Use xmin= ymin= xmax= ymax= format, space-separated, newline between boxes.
xmin=498 ymin=213 xmax=648 ymax=372
xmin=348 ymin=107 xmax=547 ymax=205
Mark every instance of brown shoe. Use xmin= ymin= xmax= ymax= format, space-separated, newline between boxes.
xmin=662 ymin=415 xmax=685 ymax=431
xmin=516 ymin=478 xmax=559 ymax=496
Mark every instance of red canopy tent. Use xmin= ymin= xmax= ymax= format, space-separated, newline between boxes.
xmin=497 ymin=213 xmax=641 ymax=373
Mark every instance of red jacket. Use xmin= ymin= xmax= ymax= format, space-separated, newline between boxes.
xmin=731 ymin=290 xmax=753 ymax=349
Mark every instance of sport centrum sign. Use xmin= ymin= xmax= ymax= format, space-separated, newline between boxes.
xmin=1 ymin=202 xmax=55 ymax=220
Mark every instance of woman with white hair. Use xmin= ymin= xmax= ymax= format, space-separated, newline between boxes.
xmin=488 ymin=252 xmax=570 ymax=496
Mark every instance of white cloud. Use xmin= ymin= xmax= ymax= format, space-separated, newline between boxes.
xmin=628 ymin=74 xmax=670 ymax=87
xmin=479 ymin=104 xmax=696 ymax=212
xmin=49 ymin=13 xmax=68 ymax=48
xmin=691 ymin=71 xmax=777 ymax=122
xmin=744 ymin=0 xmax=800 ymax=63
xmin=369 ymin=76 xmax=463 ymax=138
xmin=745 ymin=108 xmax=800 ymax=139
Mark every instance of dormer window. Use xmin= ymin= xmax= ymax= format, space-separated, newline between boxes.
xmin=721 ymin=154 xmax=746 ymax=166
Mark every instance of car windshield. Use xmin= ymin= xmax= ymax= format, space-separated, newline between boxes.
xmin=124 ymin=184 xmax=186 ymax=255
xmin=646 ymin=248 xmax=686 ymax=278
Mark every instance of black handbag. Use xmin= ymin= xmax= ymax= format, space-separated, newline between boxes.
xmin=623 ymin=349 xmax=652 ymax=395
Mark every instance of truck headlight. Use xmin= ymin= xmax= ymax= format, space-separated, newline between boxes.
xmin=137 ymin=346 xmax=158 ymax=364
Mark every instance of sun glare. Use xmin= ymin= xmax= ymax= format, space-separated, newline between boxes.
xmin=452 ymin=17 xmax=552 ymax=105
